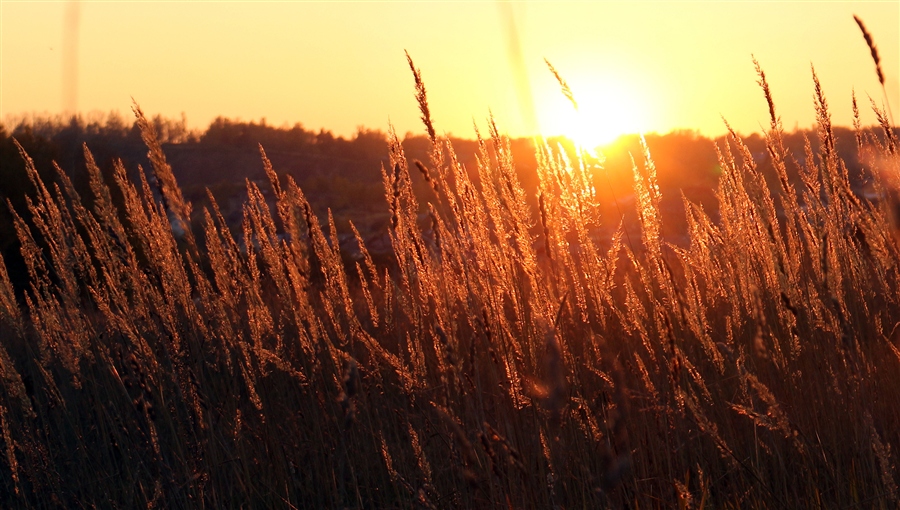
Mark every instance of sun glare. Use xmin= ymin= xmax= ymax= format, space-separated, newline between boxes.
xmin=537 ymin=77 xmax=648 ymax=150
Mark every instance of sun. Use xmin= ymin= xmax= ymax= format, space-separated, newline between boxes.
xmin=536 ymin=75 xmax=648 ymax=150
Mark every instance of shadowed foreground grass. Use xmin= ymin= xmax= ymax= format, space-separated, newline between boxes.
xmin=0 ymin=63 xmax=899 ymax=508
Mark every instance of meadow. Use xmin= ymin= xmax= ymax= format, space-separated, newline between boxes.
xmin=0 ymin=52 xmax=899 ymax=508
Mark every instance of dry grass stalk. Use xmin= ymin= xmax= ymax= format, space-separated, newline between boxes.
xmin=405 ymin=51 xmax=436 ymax=143
xmin=853 ymin=15 xmax=884 ymax=85
xmin=545 ymin=58 xmax=577 ymax=111
xmin=854 ymin=15 xmax=894 ymax=126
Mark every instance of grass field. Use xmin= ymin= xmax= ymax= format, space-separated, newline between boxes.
xmin=0 ymin=56 xmax=899 ymax=508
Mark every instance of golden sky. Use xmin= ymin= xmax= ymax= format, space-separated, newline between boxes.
xmin=1 ymin=1 xmax=898 ymax=144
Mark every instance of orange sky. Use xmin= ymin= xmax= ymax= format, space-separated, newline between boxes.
xmin=1 ymin=1 xmax=898 ymax=144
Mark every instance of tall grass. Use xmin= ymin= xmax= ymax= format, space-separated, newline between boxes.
xmin=0 ymin=58 xmax=899 ymax=508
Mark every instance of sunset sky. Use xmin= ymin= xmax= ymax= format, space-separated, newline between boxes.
xmin=1 ymin=1 xmax=898 ymax=145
